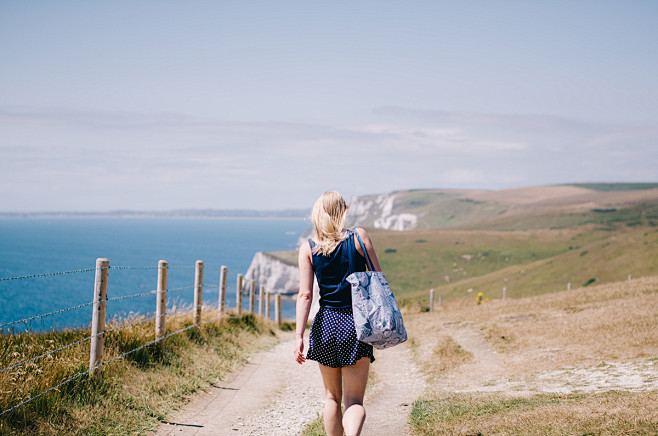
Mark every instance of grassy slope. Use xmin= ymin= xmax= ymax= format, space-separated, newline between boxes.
xmin=404 ymin=276 xmax=658 ymax=435
xmin=392 ymin=225 xmax=658 ymax=302
xmin=270 ymin=191 xmax=658 ymax=304
xmin=568 ymin=182 xmax=658 ymax=191
xmin=368 ymin=197 xmax=658 ymax=303
xmin=0 ymin=312 xmax=287 ymax=436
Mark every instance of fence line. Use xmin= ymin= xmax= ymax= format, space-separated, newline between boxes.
xmin=0 ymin=268 xmax=97 ymax=282
xmin=0 ymin=301 xmax=96 ymax=330
xmin=0 ymin=258 xmax=285 ymax=418
xmin=0 ymin=313 xmax=237 ymax=418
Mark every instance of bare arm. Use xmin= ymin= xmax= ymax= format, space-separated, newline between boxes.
xmin=294 ymin=241 xmax=314 ymax=364
xmin=354 ymin=227 xmax=382 ymax=272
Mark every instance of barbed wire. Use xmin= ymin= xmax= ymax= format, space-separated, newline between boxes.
xmin=0 ymin=301 xmax=95 ymax=330
xmin=0 ymin=263 xmax=225 ymax=282
xmin=105 ymin=290 xmax=158 ymax=302
xmin=0 ymin=335 xmax=92 ymax=375
xmin=0 ymin=312 xmax=162 ymax=375
xmin=0 ymin=268 xmax=97 ymax=282
xmin=166 ymin=285 xmax=196 ymax=294
xmin=109 ymin=265 xmax=195 ymax=270
xmin=0 ymin=284 xmax=203 ymax=332
xmin=0 ymin=313 xmax=238 ymax=417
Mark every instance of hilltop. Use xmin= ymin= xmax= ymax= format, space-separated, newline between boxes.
xmin=346 ymin=183 xmax=658 ymax=231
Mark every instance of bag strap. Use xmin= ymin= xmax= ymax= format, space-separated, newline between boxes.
xmin=354 ymin=230 xmax=375 ymax=271
xmin=346 ymin=229 xmax=356 ymax=273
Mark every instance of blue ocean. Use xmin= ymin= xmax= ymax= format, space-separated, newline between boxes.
xmin=0 ymin=218 xmax=309 ymax=332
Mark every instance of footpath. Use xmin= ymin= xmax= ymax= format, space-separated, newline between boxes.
xmin=155 ymin=332 xmax=424 ymax=436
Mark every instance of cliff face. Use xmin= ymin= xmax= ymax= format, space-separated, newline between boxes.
xmin=245 ymin=252 xmax=300 ymax=295
xmin=347 ymin=192 xmax=418 ymax=231
xmin=244 ymin=251 xmax=320 ymax=317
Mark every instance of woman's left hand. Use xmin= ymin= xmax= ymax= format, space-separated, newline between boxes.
xmin=294 ymin=335 xmax=306 ymax=364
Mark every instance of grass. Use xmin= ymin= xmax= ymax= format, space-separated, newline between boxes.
xmin=368 ymin=226 xmax=601 ymax=297
xmin=0 ymin=310 xmax=282 ymax=435
xmin=409 ymin=391 xmax=658 ymax=435
xmin=568 ymin=182 xmax=658 ymax=192
xmin=403 ymin=276 xmax=658 ymax=435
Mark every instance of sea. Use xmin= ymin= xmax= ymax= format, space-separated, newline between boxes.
xmin=0 ymin=218 xmax=309 ymax=333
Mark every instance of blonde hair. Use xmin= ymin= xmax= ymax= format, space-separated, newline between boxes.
xmin=310 ymin=191 xmax=349 ymax=256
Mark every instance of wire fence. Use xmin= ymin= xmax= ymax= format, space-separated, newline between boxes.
xmin=0 ymin=260 xmax=283 ymax=419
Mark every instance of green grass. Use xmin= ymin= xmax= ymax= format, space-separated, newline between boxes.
xmin=405 ymin=226 xmax=658 ymax=301
xmin=368 ymin=227 xmax=598 ymax=297
xmin=568 ymin=182 xmax=658 ymax=191
xmin=265 ymin=250 xmax=298 ymax=267
xmin=300 ymin=413 xmax=326 ymax=436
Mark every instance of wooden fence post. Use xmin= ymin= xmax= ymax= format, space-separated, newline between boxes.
xmin=275 ymin=294 xmax=282 ymax=326
xmin=258 ymin=285 xmax=264 ymax=317
xmin=194 ymin=260 xmax=203 ymax=325
xmin=628 ymin=274 xmax=632 ymax=281
xmin=438 ymin=295 xmax=442 ymax=307
xmin=156 ymin=260 xmax=168 ymax=350
xmin=567 ymin=282 xmax=571 ymax=291
xmin=218 ymin=265 xmax=227 ymax=315
xmin=265 ymin=292 xmax=271 ymax=320
xmin=503 ymin=287 xmax=507 ymax=301
xmin=236 ymin=274 xmax=243 ymax=315
xmin=89 ymin=258 xmax=109 ymax=376
xmin=249 ymin=280 xmax=256 ymax=314
xmin=429 ymin=289 xmax=434 ymax=312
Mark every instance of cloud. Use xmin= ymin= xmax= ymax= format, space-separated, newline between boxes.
xmin=1 ymin=105 xmax=656 ymax=211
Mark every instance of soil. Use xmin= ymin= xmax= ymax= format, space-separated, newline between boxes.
xmin=155 ymin=319 xmax=656 ymax=435
xmin=155 ymin=333 xmax=424 ymax=436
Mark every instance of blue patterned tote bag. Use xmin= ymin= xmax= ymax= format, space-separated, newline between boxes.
xmin=346 ymin=231 xmax=407 ymax=349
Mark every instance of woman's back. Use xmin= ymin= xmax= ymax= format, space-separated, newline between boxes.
xmin=309 ymin=231 xmax=366 ymax=310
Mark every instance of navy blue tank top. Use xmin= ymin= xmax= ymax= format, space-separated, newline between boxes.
xmin=309 ymin=230 xmax=367 ymax=310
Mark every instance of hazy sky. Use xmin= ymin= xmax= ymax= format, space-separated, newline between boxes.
xmin=1 ymin=1 xmax=657 ymax=211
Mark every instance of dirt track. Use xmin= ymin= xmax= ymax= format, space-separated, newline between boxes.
xmin=155 ymin=333 xmax=424 ymax=436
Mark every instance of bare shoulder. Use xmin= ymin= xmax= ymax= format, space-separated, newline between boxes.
xmin=355 ymin=227 xmax=371 ymax=241
xmin=299 ymin=240 xmax=311 ymax=256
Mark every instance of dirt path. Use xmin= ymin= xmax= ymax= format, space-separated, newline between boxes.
xmin=362 ymin=343 xmax=426 ymax=436
xmin=155 ymin=334 xmax=424 ymax=435
xmin=440 ymin=323 xmax=658 ymax=395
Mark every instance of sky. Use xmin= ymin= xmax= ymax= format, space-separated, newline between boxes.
xmin=1 ymin=1 xmax=657 ymax=212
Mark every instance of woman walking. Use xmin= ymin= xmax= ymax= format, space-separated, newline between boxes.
xmin=294 ymin=191 xmax=382 ymax=436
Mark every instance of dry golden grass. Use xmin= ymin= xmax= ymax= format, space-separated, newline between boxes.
xmin=410 ymin=391 xmax=658 ymax=435
xmin=405 ymin=276 xmax=658 ymax=434
xmin=0 ymin=309 xmax=281 ymax=435
xmin=408 ymin=275 xmax=658 ymax=373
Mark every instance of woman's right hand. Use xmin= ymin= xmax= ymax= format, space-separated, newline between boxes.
xmin=294 ymin=335 xmax=306 ymax=364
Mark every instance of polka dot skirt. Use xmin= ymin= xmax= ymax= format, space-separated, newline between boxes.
xmin=306 ymin=306 xmax=375 ymax=368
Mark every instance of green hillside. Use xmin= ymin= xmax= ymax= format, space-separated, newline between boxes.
xmin=567 ymin=182 xmax=658 ymax=191
xmin=270 ymin=184 xmax=658 ymax=304
xmin=384 ymin=225 xmax=658 ymax=304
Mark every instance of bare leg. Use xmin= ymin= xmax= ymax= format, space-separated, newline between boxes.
xmin=318 ymin=363 xmax=344 ymax=436
xmin=341 ymin=357 xmax=370 ymax=436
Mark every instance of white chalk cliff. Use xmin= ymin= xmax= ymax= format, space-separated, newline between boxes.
xmin=347 ymin=192 xmax=418 ymax=231
xmin=245 ymin=252 xmax=320 ymax=316
xmin=244 ymin=252 xmax=300 ymax=295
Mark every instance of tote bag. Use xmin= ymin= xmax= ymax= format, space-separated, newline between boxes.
xmin=346 ymin=230 xmax=407 ymax=349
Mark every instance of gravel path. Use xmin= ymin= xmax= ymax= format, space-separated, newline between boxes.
xmin=361 ymin=343 xmax=426 ymax=436
xmin=155 ymin=333 xmax=424 ymax=435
